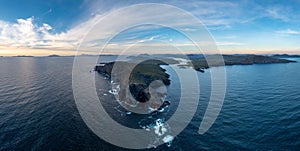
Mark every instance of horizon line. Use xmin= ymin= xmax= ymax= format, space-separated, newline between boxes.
xmin=1 ymin=53 xmax=300 ymax=57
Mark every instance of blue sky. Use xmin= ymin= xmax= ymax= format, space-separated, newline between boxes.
xmin=1 ymin=0 xmax=300 ymax=56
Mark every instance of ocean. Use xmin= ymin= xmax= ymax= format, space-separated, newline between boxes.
xmin=0 ymin=56 xmax=299 ymax=150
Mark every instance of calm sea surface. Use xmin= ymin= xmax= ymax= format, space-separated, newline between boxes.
xmin=0 ymin=56 xmax=299 ymax=150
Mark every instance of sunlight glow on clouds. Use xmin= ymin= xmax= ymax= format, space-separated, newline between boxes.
xmin=0 ymin=17 xmax=77 ymax=50
xmin=1 ymin=0 xmax=300 ymax=56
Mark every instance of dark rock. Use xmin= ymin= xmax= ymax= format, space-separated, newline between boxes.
xmin=195 ymin=67 xmax=205 ymax=73
xmin=157 ymin=101 xmax=170 ymax=111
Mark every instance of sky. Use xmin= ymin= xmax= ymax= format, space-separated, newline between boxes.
xmin=1 ymin=0 xmax=300 ymax=56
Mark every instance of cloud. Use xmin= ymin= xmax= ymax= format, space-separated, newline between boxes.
xmin=265 ymin=7 xmax=290 ymax=22
xmin=0 ymin=17 xmax=38 ymax=47
xmin=276 ymin=29 xmax=300 ymax=35
xmin=137 ymin=35 xmax=160 ymax=43
xmin=0 ymin=17 xmax=74 ymax=50
xmin=0 ymin=14 xmax=102 ymax=53
xmin=217 ymin=41 xmax=244 ymax=46
xmin=84 ymin=0 xmax=240 ymax=30
xmin=2 ymin=1 xmax=300 ymax=56
xmin=0 ymin=2 xmax=243 ymax=56
xmin=0 ymin=1 xmax=260 ymax=54
xmin=0 ymin=5 xmax=212 ymax=55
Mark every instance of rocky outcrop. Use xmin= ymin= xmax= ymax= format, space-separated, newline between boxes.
xmin=95 ymin=59 xmax=171 ymax=103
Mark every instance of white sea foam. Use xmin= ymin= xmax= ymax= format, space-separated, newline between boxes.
xmin=108 ymin=89 xmax=118 ymax=95
xmin=163 ymin=135 xmax=174 ymax=147
xmin=108 ymin=80 xmax=120 ymax=96
xmin=153 ymin=119 xmax=167 ymax=136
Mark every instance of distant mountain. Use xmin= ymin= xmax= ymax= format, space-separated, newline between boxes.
xmin=46 ymin=54 xmax=75 ymax=57
xmin=14 ymin=55 xmax=34 ymax=57
xmin=47 ymin=55 xmax=61 ymax=57
xmin=273 ymin=54 xmax=300 ymax=58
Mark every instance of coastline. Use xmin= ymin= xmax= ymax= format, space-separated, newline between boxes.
xmin=94 ymin=54 xmax=295 ymax=112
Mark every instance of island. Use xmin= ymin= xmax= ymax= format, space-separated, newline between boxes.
xmin=95 ymin=54 xmax=295 ymax=112
xmin=47 ymin=54 xmax=61 ymax=57
xmin=95 ymin=58 xmax=178 ymax=112
xmin=14 ymin=55 xmax=34 ymax=57
xmin=190 ymin=55 xmax=296 ymax=71
xmin=272 ymin=54 xmax=300 ymax=58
